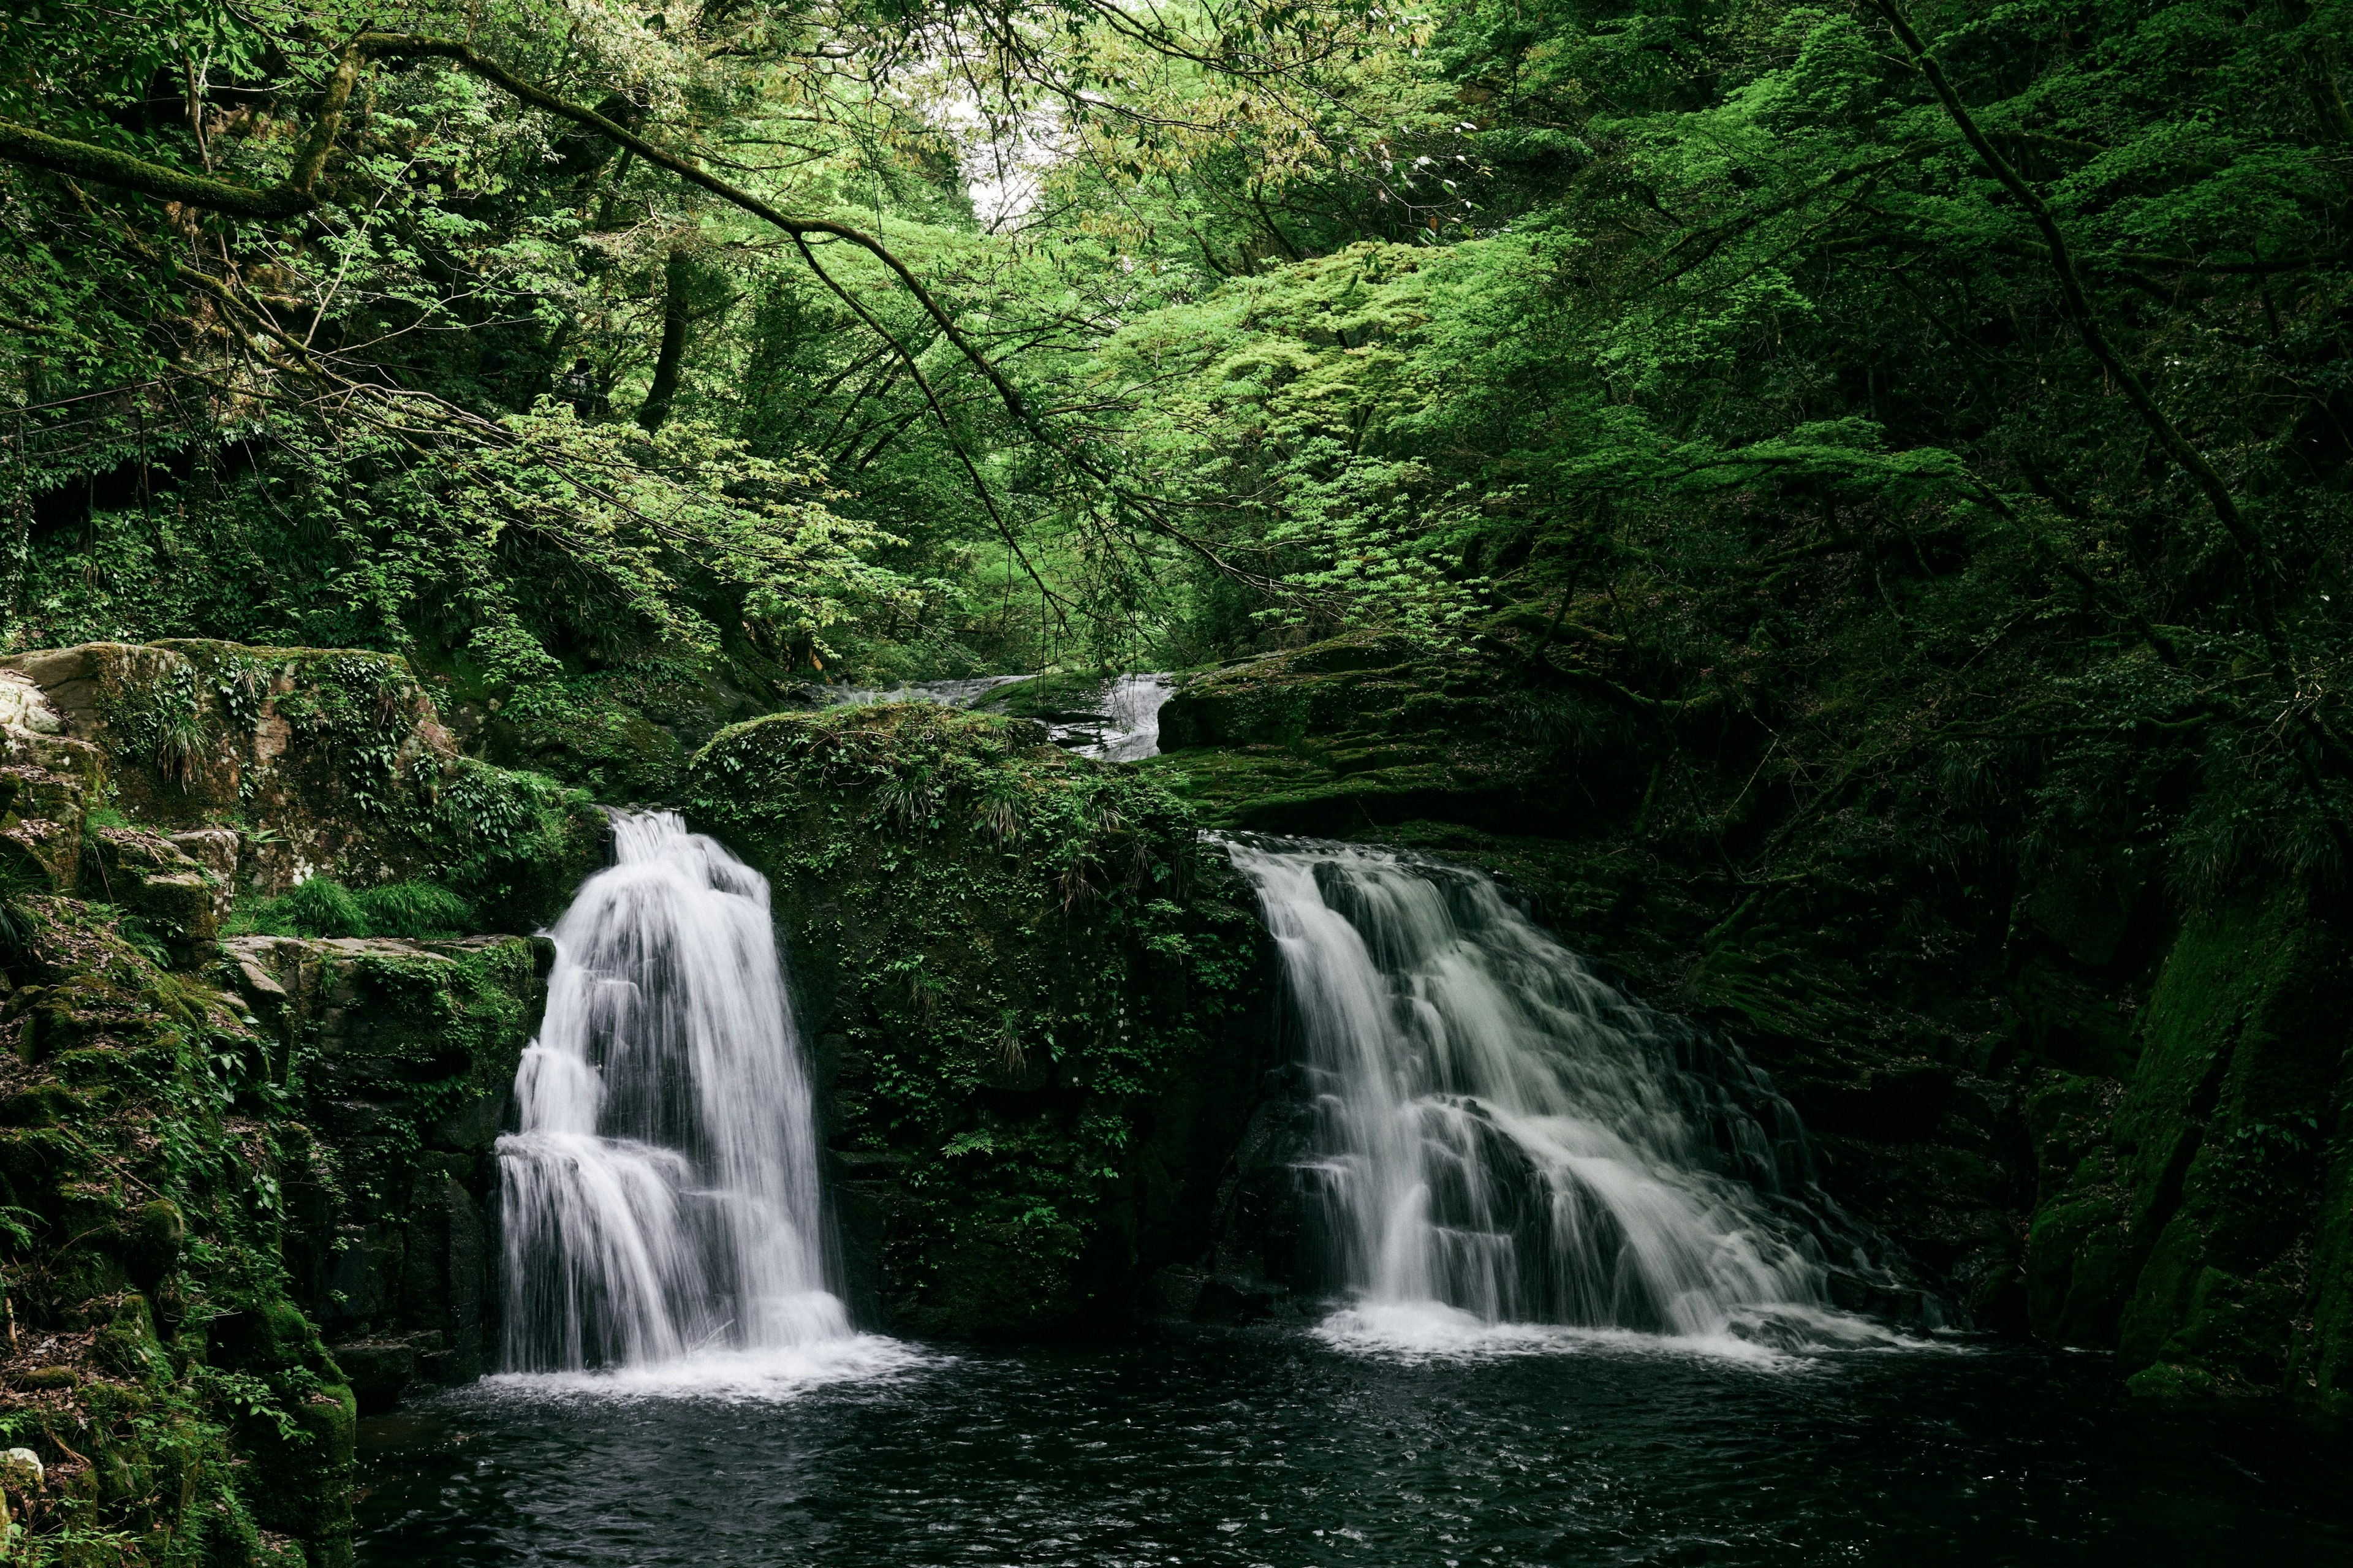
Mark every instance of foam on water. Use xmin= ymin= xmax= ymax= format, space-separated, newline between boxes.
xmin=477 ymin=1334 xmax=938 ymax=1404
xmin=1312 ymin=1300 xmax=1925 ymax=1365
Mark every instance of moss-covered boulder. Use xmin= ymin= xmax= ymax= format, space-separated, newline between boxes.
xmin=0 ymin=898 xmax=361 ymax=1566
xmin=688 ymin=703 xmax=1268 ymax=1336
xmin=0 ymin=638 xmax=602 ymax=1562
xmin=225 ymin=933 xmax=551 ymax=1401
xmin=1147 ymin=630 xmax=1620 ymax=833
xmin=2023 ymin=885 xmax=2353 ymax=1405
xmin=0 ymin=672 xmax=104 ymax=895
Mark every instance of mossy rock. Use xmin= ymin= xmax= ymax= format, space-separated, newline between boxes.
xmin=2023 ymin=884 xmax=2353 ymax=1398
xmin=0 ymin=639 xmax=605 ymax=927
xmin=1146 ymin=629 xmax=1631 ymax=835
xmin=688 ymin=702 xmax=1270 ymax=1335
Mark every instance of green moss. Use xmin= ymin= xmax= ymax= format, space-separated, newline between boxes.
xmin=688 ymin=702 xmax=1264 ymax=1335
xmin=2 ymin=640 xmax=605 ymax=928
xmin=1143 ymin=629 xmax=1625 ymax=836
xmin=2023 ymin=885 xmax=2353 ymax=1398
xmin=487 ymin=680 xmax=688 ymax=803
xmin=0 ymin=897 xmax=355 ymax=1564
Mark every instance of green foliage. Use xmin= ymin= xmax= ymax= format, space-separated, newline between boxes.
xmin=233 ymin=877 xmax=476 ymax=941
xmin=237 ymin=879 xmax=368 ymax=941
xmin=353 ymin=881 xmax=476 ymax=939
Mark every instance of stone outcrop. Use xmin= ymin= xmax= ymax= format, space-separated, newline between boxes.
xmin=1150 ymin=630 xmax=1610 ymax=833
xmin=687 ymin=702 xmax=1272 ymax=1336
xmin=0 ymin=903 xmax=360 ymax=1566
xmin=0 ymin=640 xmax=601 ymax=930
xmin=2025 ymin=887 xmax=2353 ymax=1407
xmin=224 ymin=934 xmax=551 ymax=1411
xmin=0 ymin=637 xmax=596 ymax=1566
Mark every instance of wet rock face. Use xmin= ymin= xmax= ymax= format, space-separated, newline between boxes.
xmin=1150 ymin=631 xmax=1632 ymax=835
xmin=2023 ymin=888 xmax=2353 ymax=1406
xmin=88 ymin=828 xmax=222 ymax=959
xmin=0 ymin=903 xmax=363 ymax=1566
xmin=223 ymin=933 xmax=551 ymax=1406
xmin=0 ymin=699 xmax=102 ymax=895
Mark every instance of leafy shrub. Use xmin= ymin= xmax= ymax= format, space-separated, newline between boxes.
xmin=235 ymin=876 xmax=476 ymax=940
xmin=239 ymin=878 xmax=367 ymax=939
xmin=354 ymin=880 xmax=476 ymax=938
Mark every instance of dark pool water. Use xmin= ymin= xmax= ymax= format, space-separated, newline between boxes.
xmin=354 ymin=1327 xmax=2353 ymax=1567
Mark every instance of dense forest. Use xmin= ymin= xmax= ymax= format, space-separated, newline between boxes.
xmin=10 ymin=0 xmax=2352 ymax=903
xmin=6 ymin=0 xmax=2353 ymax=1559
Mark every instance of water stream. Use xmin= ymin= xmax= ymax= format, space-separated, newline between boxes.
xmin=1224 ymin=836 xmax=1888 ymax=1350
xmin=395 ymin=824 xmax=2353 ymax=1564
xmin=496 ymin=812 xmax=854 ymax=1372
xmin=1050 ymin=673 xmax=1177 ymax=760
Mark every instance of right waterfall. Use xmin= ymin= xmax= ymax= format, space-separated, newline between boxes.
xmin=1224 ymin=835 xmax=1882 ymax=1344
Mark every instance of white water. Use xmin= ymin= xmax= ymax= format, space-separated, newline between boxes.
xmin=1054 ymin=673 xmax=1176 ymax=761
xmin=818 ymin=675 xmax=1033 ymax=708
xmin=497 ymin=812 xmax=855 ymax=1373
xmin=1225 ymin=837 xmax=1893 ymax=1351
xmin=816 ymin=670 xmax=1176 ymax=762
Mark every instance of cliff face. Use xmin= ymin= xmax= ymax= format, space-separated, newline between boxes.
xmin=686 ymin=703 xmax=1271 ymax=1337
xmin=0 ymin=640 xmax=595 ymax=1567
xmin=2025 ymin=888 xmax=2353 ymax=1408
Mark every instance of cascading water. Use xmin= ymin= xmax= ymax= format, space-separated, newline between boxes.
xmin=1225 ymin=836 xmax=1892 ymax=1349
xmin=496 ymin=811 xmax=851 ymax=1372
xmin=1054 ymin=673 xmax=1176 ymax=761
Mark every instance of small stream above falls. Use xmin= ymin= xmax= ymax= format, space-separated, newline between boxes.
xmin=813 ymin=670 xmax=1178 ymax=760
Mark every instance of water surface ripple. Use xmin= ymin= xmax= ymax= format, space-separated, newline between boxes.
xmin=356 ymin=1328 xmax=2353 ymax=1566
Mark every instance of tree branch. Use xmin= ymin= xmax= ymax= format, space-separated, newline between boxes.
xmin=0 ymin=119 xmax=313 ymax=218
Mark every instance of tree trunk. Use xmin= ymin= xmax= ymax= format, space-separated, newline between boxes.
xmin=638 ymin=246 xmax=691 ymax=434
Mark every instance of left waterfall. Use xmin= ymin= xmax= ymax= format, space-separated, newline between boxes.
xmin=496 ymin=810 xmax=850 ymax=1371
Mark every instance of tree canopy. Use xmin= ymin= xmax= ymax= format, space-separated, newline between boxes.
xmin=8 ymin=0 xmax=2353 ymax=885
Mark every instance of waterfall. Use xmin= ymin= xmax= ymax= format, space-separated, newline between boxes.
xmin=496 ymin=812 xmax=850 ymax=1372
xmin=1055 ymin=674 xmax=1176 ymax=761
xmin=1225 ymin=836 xmax=1887 ymax=1349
